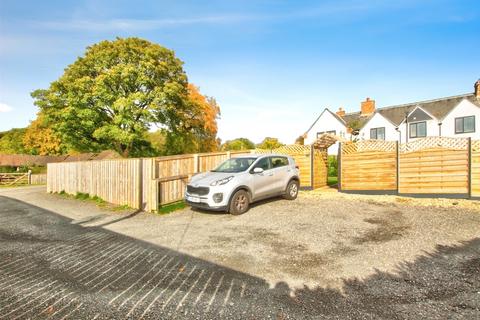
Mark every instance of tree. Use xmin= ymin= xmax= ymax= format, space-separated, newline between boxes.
xmin=221 ymin=138 xmax=255 ymax=151
xmin=31 ymin=37 xmax=190 ymax=157
xmin=23 ymin=114 xmax=66 ymax=155
xmin=256 ymin=137 xmax=284 ymax=150
xmin=161 ymin=84 xmax=221 ymax=155
xmin=0 ymin=128 xmax=27 ymax=154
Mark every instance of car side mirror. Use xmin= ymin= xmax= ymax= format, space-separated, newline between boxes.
xmin=252 ymin=167 xmax=264 ymax=174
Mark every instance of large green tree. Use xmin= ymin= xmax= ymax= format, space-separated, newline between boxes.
xmin=221 ymin=138 xmax=255 ymax=151
xmin=32 ymin=37 xmax=192 ymax=157
xmin=0 ymin=128 xmax=28 ymax=154
xmin=256 ymin=137 xmax=284 ymax=150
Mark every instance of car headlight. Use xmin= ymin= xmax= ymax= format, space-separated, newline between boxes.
xmin=210 ymin=176 xmax=234 ymax=186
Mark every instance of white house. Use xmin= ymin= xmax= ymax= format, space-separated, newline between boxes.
xmin=303 ymin=108 xmax=351 ymax=154
xmin=303 ymin=79 xmax=480 ymax=153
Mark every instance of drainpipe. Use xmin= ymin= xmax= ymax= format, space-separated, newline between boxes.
xmin=438 ymin=122 xmax=442 ymax=136
xmin=405 ymin=111 xmax=409 ymax=143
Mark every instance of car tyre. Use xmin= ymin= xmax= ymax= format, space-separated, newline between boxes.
xmin=229 ymin=190 xmax=250 ymax=215
xmin=284 ymin=180 xmax=299 ymax=200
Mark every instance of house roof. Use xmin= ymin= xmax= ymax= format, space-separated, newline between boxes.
xmin=378 ymin=93 xmax=479 ymax=126
xmin=306 ymin=93 xmax=480 ymax=135
xmin=304 ymin=108 xmax=346 ymax=135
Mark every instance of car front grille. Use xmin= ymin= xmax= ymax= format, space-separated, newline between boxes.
xmin=187 ymin=185 xmax=210 ymax=196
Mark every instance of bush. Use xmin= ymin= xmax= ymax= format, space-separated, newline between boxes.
xmin=328 ymin=155 xmax=338 ymax=177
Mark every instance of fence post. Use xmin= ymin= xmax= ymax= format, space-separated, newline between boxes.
xmin=337 ymin=143 xmax=342 ymax=191
xmin=468 ymin=137 xmax=472 ymax=198
xmin=310 ymin=144 xmax=314 ymax=189
xmin=193 ymin=154 xmax=199 ymax=173
xmin=28 ymin=170 xmax=32 ymax=185
xmin=396 ymin=141 xmax=399 ymax=194
xmin=227 ymin=151 xmax=231 ymax=159
xmin=138 ymin=159 xmax=143 ymax=210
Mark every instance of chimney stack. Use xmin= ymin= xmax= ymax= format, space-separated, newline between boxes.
xmin=475 ymin=79 xmax=480 ymax=99
xmin=361 ymin=97 xmax=375 ymax=115
xmin=336 ymin=107 xmax=346 ymax=117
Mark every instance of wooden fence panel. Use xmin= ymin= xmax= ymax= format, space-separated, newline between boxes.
xmin=340 ymin=141 xmax=397 ymax=191
xmin=471 ymin=140 xmax=480 ymax=197
xmin=399 ymin=148 xmax=469 ymax=194
xmin=31 ymin=174 xmax=47 ymax=185
xmin=48 ymin=159 xmax=142 ymax=209
xmin=198 ymin=152 xmax=229 ymax=172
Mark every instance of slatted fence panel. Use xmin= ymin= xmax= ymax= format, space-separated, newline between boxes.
xmin=341 ymin=141 xmax=397 ymax=191
xmin=48 ymin=159 xmax=142 ymax=209
xmin=471 ymin=140 xmax=480 ymax=197
xmin=399 ymin=148 xmax=469 ymax=194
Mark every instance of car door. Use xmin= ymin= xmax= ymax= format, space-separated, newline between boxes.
xmin=269 ymin=156 xmax=291 ymax=192
xmin=250 ymin=157 xmax=276 ymax=200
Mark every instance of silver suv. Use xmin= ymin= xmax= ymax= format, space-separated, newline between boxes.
xmin=185 ymin=154 xmax=300 ymax=215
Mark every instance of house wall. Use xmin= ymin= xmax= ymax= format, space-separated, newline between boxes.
xmin=359 ymin=113 xmax=399 ymax=141
xmin=305 ymin=109 xmax=349 ymax=154
xmin=441 ymin=99 xmax=480 ymax=139
xmin=397 ymin=117 xmax=440 ymax=143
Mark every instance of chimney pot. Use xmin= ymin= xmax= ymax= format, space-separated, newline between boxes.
xmin=475 ymin=79 xmax=480 ymax=98
xmin=336 ymin=107 xmax=346 ymax=117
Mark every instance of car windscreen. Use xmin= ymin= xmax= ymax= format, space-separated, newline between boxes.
xmin=211 ymin=158 xmax=257 ymax=173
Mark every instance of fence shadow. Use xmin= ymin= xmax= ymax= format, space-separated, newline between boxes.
xmin=0 ymin=195 xmax=478 ymax=319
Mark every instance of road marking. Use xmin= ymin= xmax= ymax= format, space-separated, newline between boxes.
xmin=162 ymin=266 xmax=198 ymax=310
xmin=206 ymin=275 xmax=224 ymax=312
xmin=4 ymin=284 xmax=64 ymax=318
xmin=61 ymin=239 xmax=122 ymax=273
xmin=11 ymin=288 xmax=67 ymax=320
xmin=59 ymin=302 xmax=84 ymax=320
xmin=109 ymin=256 xmax=174 ymax=305
xmin=194 ymin=272 xmax=214 ymax=305
xmin=75 ymin=244 xmax=140 ymax=283
xmin=223 ymin=278 xmax=235 ymax=307
xmin=139 ymin=262 xmax=187 ymax=318
xmin=46 ymin=297 xmax=78 ymax=319
xmin=240 ymin=282 xmax=246 ymax=298
xmin=46 ymin=232 xmax=111 ymax=265
xmin=0 ymin=271 xmax=49 ymax=295
xmin=82 ymin=246 xmax=142 ymax=285
xmin=95 ymin=250 xmax=152 ymax=292
xmin=175 ymin=269 xmax=205 ymax=311
xmin=0 ymin=279 xmax=59 ymax=314
xmin=122 ymin=257 xmax=175 ymax=315
xmin=69 ymin=242 xmax=129 ymax=277
xmin=117 ymin=255 xmax=169 ymax=309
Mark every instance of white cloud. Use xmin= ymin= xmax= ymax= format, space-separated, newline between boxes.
xmin=0 ymin=102 xmax=13 ymax=113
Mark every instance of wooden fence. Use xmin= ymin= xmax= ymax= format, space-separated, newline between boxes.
xmin=47 ymin=146 xmax=328 ymax=212
xmin=339 ymin=137 xmax=480 ymax=198
xmin=0 ymin=172 xmax=31 ymax=186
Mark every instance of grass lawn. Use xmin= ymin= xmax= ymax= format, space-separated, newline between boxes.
xmin=327 ymin=176 xmax=338 ymax=186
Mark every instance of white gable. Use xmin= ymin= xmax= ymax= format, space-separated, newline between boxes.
xmin=441 ymin=99 xmax=480 ymax=139
xmin=359 ymin=112 xmax=398 ymax=141
xmin=305 ymin=109 xmax=348 ymax=154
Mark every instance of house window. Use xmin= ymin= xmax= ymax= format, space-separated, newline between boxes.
xmin=455 ymin=116 xmax=475 ymax=134
xmin=317 ymin=130 xmax=336 ymax=138
xmin=409 ymin=121 xmax=427 ymax=138
xmin=370 ymin=127 xmax=385 ymax=140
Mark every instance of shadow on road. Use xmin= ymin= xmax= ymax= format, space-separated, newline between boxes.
xmin=0 ymin=195 xmax=478 ymax=319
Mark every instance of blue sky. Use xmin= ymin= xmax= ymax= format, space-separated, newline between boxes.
xmin=0 ymin=0 xmax=479 ymax=143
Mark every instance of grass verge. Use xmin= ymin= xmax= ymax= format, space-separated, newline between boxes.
xmin=158 ymin=201 xmax=186 ymax=215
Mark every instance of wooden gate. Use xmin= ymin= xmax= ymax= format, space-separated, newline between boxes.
xmin=0 ymin=171 xmax=31 ymax=186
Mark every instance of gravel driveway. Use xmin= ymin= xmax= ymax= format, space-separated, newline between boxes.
xmin=1 ymin=186 xmax=479 ymax=319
